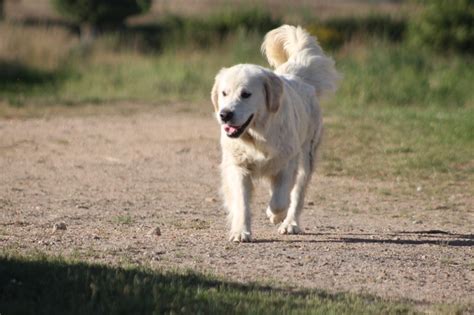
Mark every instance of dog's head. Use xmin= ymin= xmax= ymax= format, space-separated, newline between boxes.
xmin=211 ymin=64 xmax=283 ymax=139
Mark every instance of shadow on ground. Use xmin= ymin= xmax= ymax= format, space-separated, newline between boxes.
xmin=0 ymin=61 xmax=61 ymax=93
xmin=255 ymin=230 xmax=474 ymax=246
xmin=0 ymin=255 xmax=413 ymax=315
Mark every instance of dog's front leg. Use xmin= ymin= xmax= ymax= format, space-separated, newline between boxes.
xmin=222 ymin=164 xmax=253 ymax=242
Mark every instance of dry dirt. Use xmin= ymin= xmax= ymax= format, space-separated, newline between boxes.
xmin=0 ymin=104 xmax=473 ymax=308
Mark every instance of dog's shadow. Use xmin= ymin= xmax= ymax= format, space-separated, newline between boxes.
xmin=254 ymin=230 xmax=474 ymax=247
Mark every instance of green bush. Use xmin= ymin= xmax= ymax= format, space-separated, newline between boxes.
xmin=51 ymin=0 xmax=152 ymax=29
xmin=306 ymin=25 xmax=345 ymax=50
xmin=305 ymin=15 xmax=406 ymax=50
xmin=123 ymin=9 xmax=281 ymax=51
xmin=324 ymin=15 xmax=406 ymax=42
xmin=160 ymin=9 xmax=281 ymax=48
xmin=409 ymin=0 xmax=474 ymax=54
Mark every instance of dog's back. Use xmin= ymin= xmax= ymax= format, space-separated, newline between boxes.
xmin=261 ymin=25 xmax=340 ymax=98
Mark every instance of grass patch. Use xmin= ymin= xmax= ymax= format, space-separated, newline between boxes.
xmin=335 ymin=42 xmax=474 ymax=107
xmin=0 ymin=24 xmax=265 ymax=105
xmin=322 ymin=105 xmax=474 ymax=181
xmin=113 ymin=215 xmax=133 ymax=225
xmin=0 ymin=254 xmax=416 ymax=315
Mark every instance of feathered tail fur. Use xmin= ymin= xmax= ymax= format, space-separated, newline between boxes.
xmin=261 ymin=25 xmax=340 ymax=97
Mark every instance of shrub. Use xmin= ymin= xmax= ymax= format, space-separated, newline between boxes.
xmin=204 ymin=9 xmax=280 ymax=37
xmin=163 ymin=9 xmax=281 ymax=47
xmin=306 ymin=25 xmax=344 ymax=50
xmin=0 ymin=0 xmax=4 ymax=20
xmin=325 ymin=15 xmax=406 ymax=42
xmin=128 ymin=9 xmax=281 ymax=51
xmin=305 ymin=15 xmax=406 ymax=50
xmin=51 ymin=0 xmax=152 ymax=39
xmin=409 ymin=0 xmax=474 ymax=54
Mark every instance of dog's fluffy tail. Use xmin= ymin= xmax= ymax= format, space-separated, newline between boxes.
xmin=261 ymin=25 xmax=340 ymax=97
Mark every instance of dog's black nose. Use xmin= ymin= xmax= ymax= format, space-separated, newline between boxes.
xmin=220 ymin=109 xmax=234 ymax=123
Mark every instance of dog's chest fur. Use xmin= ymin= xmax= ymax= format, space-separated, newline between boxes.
xmin=221 ymin=131 xmax=298 ymax=177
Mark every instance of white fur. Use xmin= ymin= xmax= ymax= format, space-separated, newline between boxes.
xmin=211 ymin=25 xmax=339 ymax=242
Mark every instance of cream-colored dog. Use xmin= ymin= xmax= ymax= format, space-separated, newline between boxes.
xmin=211 ymin=25 xmax=339 ymax=242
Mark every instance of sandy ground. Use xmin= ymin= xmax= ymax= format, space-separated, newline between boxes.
xmin=0 ymin=105 xmax=473 ymax=308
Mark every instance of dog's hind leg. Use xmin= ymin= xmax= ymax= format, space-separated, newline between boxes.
xmin=279 ymin=136 xmax=320 ymax=234
xmin=266 ymin=158 xmax=298 ymax=225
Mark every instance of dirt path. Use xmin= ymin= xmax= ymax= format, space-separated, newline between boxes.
xmin=0 ymin=105 xmax=473 ymax=307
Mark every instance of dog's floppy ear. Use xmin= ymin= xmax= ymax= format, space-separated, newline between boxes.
xmin=211 ymin=79 xmax=219 ymax=112
xmin=211 ymin=68 xmax=227 ymax=112
xmin=264 ymin=71 xmax=283 ymax=113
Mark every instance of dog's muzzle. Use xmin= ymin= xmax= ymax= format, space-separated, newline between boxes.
xmin=223 ymin=114 xmax=254 ymax=138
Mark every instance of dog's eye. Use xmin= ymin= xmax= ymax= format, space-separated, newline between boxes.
xmin=222 ymin=91 xmax=227 ymax=97
xmin=241 ymin=91 xmax=252 ymax=99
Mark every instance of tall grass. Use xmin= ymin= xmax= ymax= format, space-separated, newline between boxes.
xmin=0 ymin=11 xmax=276 ymax=105
xmin=335 ymin=42 xmax=474 ymax=107
xmin=2 ymin=21 xmax=473 ymax=108
xmin=0 ymin=27 xmax=265 ymax=105
xmin=0 ymin=23 xmax=78 ymax=70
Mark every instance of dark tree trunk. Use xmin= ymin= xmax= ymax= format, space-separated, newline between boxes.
xmin=80 ymin=22 xmax=98 ymax=44
xmin=0 ymin=0 xmax=5 ymax=20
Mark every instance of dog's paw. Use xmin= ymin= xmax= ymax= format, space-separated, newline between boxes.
xmin=266 ymin=207 xmax=286 ymax=225
xmin=278 ymin=221 xmax=302 ymax=235
xmin=229 ymin=230 xmax=252 ymax=243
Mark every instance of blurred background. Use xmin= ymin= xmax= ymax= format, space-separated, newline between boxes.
xmin=0 ymin=0 xmax=473 ymax=178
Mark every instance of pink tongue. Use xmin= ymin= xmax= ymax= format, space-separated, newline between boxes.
xmin=224 ymin=125 xmax=238 ymax=134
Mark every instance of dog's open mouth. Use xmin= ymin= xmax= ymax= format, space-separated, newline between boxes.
xmin=223 ymin=114 xmax=254 ymax=138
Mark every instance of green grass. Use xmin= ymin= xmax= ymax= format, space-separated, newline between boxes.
xmin=322 ymin=105 xmax=474 ymax=181
xmin=335 ymin=43 xmax=474 ymax=107
xmin=4 ymin=37 xmax=473 ymax=108
xmin=114 ymin=215 xmax=133 ymax=225
xmin=319 ymin=42 xmax=474 ymax=182
xmin=0 ymin=30 xmax=265 ymax=106
xmin=0 ymin=254 xmax=416 ymax=315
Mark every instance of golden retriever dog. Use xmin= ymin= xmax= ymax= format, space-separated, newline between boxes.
xmin=211 ymin=25 xmax=339 ymax=242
